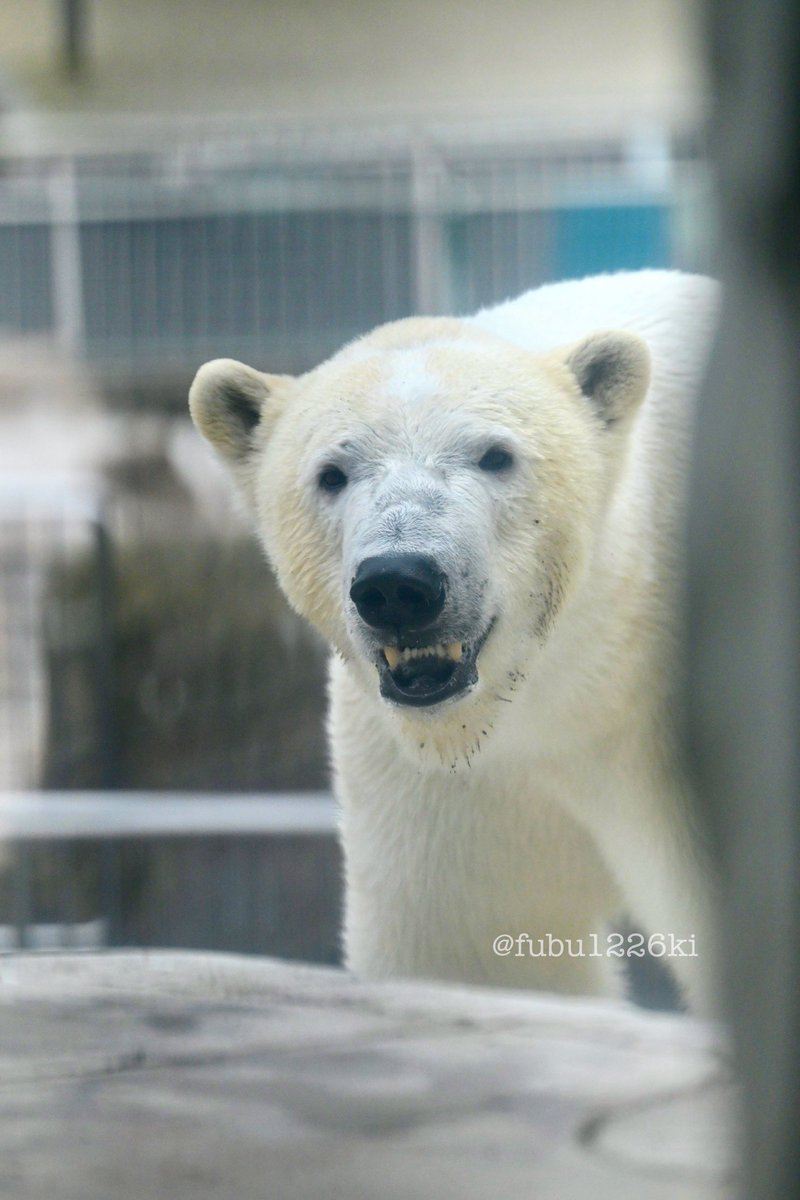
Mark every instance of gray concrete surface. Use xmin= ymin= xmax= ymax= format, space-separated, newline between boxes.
xmin=0 ymin=951 xmax=735 ymax=1198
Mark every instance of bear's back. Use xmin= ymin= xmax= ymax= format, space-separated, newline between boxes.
xmin=469 ymin=270 xmax=718 ymax=373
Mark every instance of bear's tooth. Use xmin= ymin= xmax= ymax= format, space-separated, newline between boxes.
xmin=383 ymin=647 xmax=401 ymax=670
xmin=386 ymin=643 xmax=461 ymax=665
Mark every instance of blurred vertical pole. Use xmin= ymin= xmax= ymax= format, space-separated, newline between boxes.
xmin=689 ymin=3 xmax=800 ymax=1197
xmin=410 ymin=139 xmax=451 ymax=315
xmin=93 ymin=511 xmax=118 ymax=792
xmin=12 ymin=842 xmax=33 ymax=950
xmin=49 ymin=159 xmax=85 ymax=356
xmin=92 ymin=508 xmax=122 ymax=945
xmin=53 ymin=1 xmax=90 ymax=354
xmin=59 ymin=0 xmax=90 ymax=80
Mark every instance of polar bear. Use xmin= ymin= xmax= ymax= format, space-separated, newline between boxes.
xmin=190 ymin=270 xmax=719 ymax=1012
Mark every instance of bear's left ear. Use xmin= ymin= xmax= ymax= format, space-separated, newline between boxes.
xmin=564 ymin=331 xmax=650 ymax=425
xmin=189 ymin=358 xmax=290 ymax=463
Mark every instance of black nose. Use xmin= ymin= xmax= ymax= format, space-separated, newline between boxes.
xmin=350 ymin=554 xmax=446 ymax=634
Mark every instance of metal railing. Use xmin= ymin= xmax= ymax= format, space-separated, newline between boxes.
xmin=0 ymin=791 xmax=339 ymax=957
xmin=0 ymin=119 xmax=712 ymax=375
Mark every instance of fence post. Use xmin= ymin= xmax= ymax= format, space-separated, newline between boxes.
xmin=92 ymin=510 xmax=118 ymax=791
xmin=91 ymin=507 xmax=124 ymax=945
xmin=410 ymin=138 xmax=451 ymax=315
xmin=49 ymin=159 xmax=85 ymax=356
xmin=12 ymin=841 xmax=32 ymax=950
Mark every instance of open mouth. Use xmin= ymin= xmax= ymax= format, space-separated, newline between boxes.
xmin=376 ymin=623 xmax=494 ymax=708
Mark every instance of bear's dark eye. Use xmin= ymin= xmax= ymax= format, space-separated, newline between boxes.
xmin=318 ymin=465 xmax=348 ymax=493
xmin=478 ymin=446 xmax=514 ymax=473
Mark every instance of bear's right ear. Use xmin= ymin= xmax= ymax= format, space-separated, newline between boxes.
xmin=189 ymin=358 xmax=287 ymax=463
xmin=563 ymin=331 xmax=650 ymax=426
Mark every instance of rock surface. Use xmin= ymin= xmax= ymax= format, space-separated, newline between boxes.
xmin=0 ymin=951 xmax=734 ymax=1199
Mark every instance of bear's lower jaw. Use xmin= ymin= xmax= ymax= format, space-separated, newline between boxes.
xmin=376 ymin=620 xmax=495 ymax=709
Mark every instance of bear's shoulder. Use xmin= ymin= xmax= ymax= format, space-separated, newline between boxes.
xmin=468 ymin=270 xmax=719 ymax=362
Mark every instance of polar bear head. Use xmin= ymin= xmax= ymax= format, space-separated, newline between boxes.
xmin=190 ymin=318 xmax=649 ymax=761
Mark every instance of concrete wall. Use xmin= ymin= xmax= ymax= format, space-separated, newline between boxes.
xmin=0 ymin=0 xmax=704 ymax=128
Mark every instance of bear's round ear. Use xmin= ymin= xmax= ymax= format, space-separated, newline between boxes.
xmin=189 ymin=358 xmax=284 ymax=462
xmin=564 ymin=331 xmax=650 ymax=425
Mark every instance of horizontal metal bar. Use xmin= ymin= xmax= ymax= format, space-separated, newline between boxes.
xmin=0 ymin=792 xmax=337 ymax=841
xmin=0 ymin=111 xmax=697 ymax=162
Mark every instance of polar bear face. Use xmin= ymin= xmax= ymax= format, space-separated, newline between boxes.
xmin=190 ymin=318 xmax=649 ymax=759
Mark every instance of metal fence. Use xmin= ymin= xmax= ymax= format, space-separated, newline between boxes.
xmin=0 ymin=121 xmax=712 ymax=375
xmin=0 ymin=791 xmax=340 ymax=960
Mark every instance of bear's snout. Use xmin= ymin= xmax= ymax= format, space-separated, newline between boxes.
xmin=350 ymin=554 xmax=446 ymax=636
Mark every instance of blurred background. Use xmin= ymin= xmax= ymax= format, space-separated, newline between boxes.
xmin=0 ymin=0 xmax=713 ymax=980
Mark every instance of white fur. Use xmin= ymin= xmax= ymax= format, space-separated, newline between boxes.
xmin=189 ymin=270 xmax=720 ymax=1012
